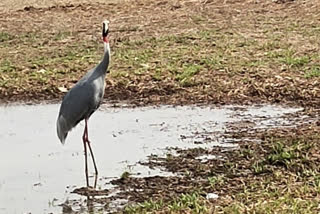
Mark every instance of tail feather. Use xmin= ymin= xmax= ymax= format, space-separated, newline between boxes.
xmin=57 ymin=114 xmax=68 ymax=144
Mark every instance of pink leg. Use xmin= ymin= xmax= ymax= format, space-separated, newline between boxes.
xmin=84 ymin=119 xmax=99 ymax=188
xmin=82 ymin=121 xmax=89 ymax=188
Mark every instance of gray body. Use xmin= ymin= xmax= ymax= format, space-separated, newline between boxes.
xmin=57 ymin=43 xmax=110 ymax=144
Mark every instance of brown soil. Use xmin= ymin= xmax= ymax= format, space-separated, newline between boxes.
xmin=0 ymin=0 xmax=319 ymax=107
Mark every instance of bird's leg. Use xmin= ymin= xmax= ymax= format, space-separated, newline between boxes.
xmin=87 ymin=139 xmax=98 ymax=188
xmin=84 ymin=118 xmax=99 ymax=189
xmin=82 ymin=121 xmax=89 ymax=188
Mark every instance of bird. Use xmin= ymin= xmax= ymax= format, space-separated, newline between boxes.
xmin=56 ymin=20 xmax=111 ymax=189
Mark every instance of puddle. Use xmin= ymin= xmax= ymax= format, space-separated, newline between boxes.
xmin=0 ymin=103 xmax=306 ymax=213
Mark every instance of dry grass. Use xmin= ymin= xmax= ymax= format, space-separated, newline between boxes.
xmin=0 ymin=0 xmax=319 ymax=106
xmin=122 ymin=120 xmax=320 ymax=214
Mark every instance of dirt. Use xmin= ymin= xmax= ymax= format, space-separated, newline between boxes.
xmin=0 ymin=0 xmax=319 ymax=107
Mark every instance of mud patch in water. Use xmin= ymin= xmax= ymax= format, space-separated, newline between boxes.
xmin=0 ymin=104 xmax=309 ymax=213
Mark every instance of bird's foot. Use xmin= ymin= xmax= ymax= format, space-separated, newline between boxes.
xmin=86 ymin=186 xmax=96 ymax=191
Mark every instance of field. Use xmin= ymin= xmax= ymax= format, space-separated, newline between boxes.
xmin=1 ymin=0 xmax=320 ymax=213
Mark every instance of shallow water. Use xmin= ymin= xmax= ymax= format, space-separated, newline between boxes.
xmin=0 ymin=104 xmax=303 ymax=214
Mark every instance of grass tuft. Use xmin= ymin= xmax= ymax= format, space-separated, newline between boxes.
xmin=267 ymin=141 xmax=295 ymax=167
xmin=0 ymin=32 xmax=14 ymax=42
xmin=304 ymin=66 xmax=320 ymax=78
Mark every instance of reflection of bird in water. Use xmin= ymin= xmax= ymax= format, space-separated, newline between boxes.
xmin=56 ymin=20 xmax=111 ymax=188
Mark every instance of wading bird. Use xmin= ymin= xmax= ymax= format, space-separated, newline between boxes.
xmin=56 ymin=20 xmax=111 ymax=188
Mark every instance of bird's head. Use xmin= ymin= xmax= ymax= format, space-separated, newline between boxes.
xmin=102 ymin=20 xmax=109 ymax=43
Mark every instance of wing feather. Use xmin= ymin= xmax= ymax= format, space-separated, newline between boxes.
xmin=56 ymin=68 xmax=106 ymax=144
xmin=56 ymin=81 xmax=94 ymax=144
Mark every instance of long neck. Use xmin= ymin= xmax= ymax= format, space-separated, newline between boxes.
xmin=96 ymin=41 xmax=110 ymax=73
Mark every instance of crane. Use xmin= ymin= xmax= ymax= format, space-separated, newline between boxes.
xmin=56 ymin=20 xmax=111 ymax=188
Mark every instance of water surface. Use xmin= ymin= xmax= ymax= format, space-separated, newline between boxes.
xmin=0 ymin=104 xmax=303 ymax=213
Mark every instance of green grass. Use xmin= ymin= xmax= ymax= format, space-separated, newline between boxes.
xmin=218 ymin=135 xmax=320 ymax=213
xmin=220 ymin=175 xmax=320 ymax=214
xmin=125 ymin=199 xmax=164 ymax=213
xmin=0 ymin=59 xmax=16 ymax=73
xmin=0 ymin=26 xmax=317 ymax=103
xmin=123 ymin=129 xmax=320 ymax=214
xmin=208 ymin=175 xmax=225 ymax=188
xmin=124 ymin=192 xmax=208 ymax=214
xmin=0 ymin=0 xmax=319 ymax=104
xmin=251 ymin=160 xmax=266 ymax=174
xmin=304 ymin=66 xmax=320 ymax=78
xmin=267 ymin=141 xmax=296 ymax=167
xmin=280 ymin=50 xmax=310 ymax=68
xmin=169 ymin=192 xmax=208 ymax=213
xmin=175 ymin=64 xmax=201 ymax=87
xmin=223 ymin=192 xmax=319 ymax=214
xmin=53 ymin=31 xmax=72 ymax=41
xmin=0 ymin=32 xmax=14 ymax=42
xmin=120 ymin=171 xmax=131 ymax=180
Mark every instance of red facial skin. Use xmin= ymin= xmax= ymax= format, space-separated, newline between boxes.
xmin=103 ymin=36 xmax=109 ymax=43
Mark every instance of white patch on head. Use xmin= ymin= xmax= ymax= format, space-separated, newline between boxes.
xmin=103 ymin=20 xmax=109 ymax=34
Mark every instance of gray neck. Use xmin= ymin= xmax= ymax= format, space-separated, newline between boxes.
xmin=96 ymin=42 xmax=110 ymax=74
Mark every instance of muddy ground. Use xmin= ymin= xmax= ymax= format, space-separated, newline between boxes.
xmin=67 ymin=107 xmax=320 ymax=213
xmin=1 ymin=0 xmax=320 ymax=213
